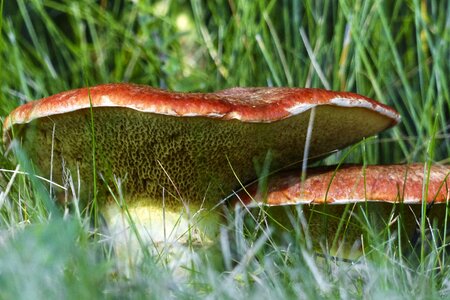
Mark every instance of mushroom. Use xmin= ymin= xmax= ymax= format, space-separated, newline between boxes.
xmin=2 ymin=83 xmax=400 ymax=248
xmin=231 ymin=164 xmax=450 ymax=256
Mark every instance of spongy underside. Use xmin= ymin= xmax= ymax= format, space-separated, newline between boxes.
xmin=16 ymin=105 xmax=392 ymax=207
xmin=246 ymin=202 xmax=447 ymax=258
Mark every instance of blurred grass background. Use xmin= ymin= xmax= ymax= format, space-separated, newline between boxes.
xmin=0 ymin=0 xmax=449 ymax=298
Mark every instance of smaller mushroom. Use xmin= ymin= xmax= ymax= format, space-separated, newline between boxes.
xmin=231 ymin=164 xmax=450 ymax=256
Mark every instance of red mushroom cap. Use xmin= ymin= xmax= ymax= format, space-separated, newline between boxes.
xmin=232 ymin=164 xmax=450 ymax=206
xmin=3 ymin=83 xmax=399 ymax=131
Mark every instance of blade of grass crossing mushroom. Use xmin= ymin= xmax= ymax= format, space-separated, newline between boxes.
xmin=68 ymin=165 xmax=82 ymax=223
xmin=361 ymin=138 xmax=369 ymax=215
xmin=301 ymin=106 xmax=316 ymax=184
xmin=0 ymin=168 xmax=66 ymax=190
xmin=49 ymin=123 xmax=55 ymax=200
xmin=398 ymin=163 xmax=411 ymax=251
xmin=442 ymin=177 xmax=450 ymax=266
xmin=0 ymin=165 xmax=20 ymax=211
xmin=254 ymin=150 xmax=273 ymax=204
xmin=87 ymin=84 xmax=100 ymax=228
xmin=299 ymin=106 xmax=317 ymax=235
xmin=420 ymin=118 xmax=439 ymax=265
xmin=163 ymin=187 xmax=167 ymax=245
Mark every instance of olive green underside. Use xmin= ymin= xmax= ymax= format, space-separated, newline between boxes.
xmin=14 ymin=105 xmax=391 ymax=207
xmin=250 ymin=202 xmax=447 ymax=257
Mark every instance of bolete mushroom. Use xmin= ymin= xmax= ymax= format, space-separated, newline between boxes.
xmin=231 ymin=164 xmax=450 ymax=256
xmin=2 ymin=83 xmax=400 ymax=247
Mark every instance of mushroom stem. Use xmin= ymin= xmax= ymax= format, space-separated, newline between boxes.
xmin=102 ymin=198 xmax=221 ymax=266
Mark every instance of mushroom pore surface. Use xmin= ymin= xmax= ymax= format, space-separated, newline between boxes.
xmin=12 ymin=105 xmax=393 ymax=207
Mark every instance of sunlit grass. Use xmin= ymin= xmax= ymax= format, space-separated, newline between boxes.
xmin=0 ymin=0 xmax=449 ymax=298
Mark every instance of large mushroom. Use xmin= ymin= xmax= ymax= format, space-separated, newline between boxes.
xmin=231 ymin=164 xmax=450 ymax=256
xmin=3 ymin=83 xmax=400 ymax=247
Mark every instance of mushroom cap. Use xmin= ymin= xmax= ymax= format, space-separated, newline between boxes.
xmin=3 ymin=83 xmax=400 ymax=204
xmin=3 ymin=83 xmax=399 ymax=129
xmin=232 ymin=164 xmax=450 ymax=206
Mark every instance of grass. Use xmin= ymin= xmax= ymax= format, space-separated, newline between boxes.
xmin=0 ymin=0 xmax=449 ymax=298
